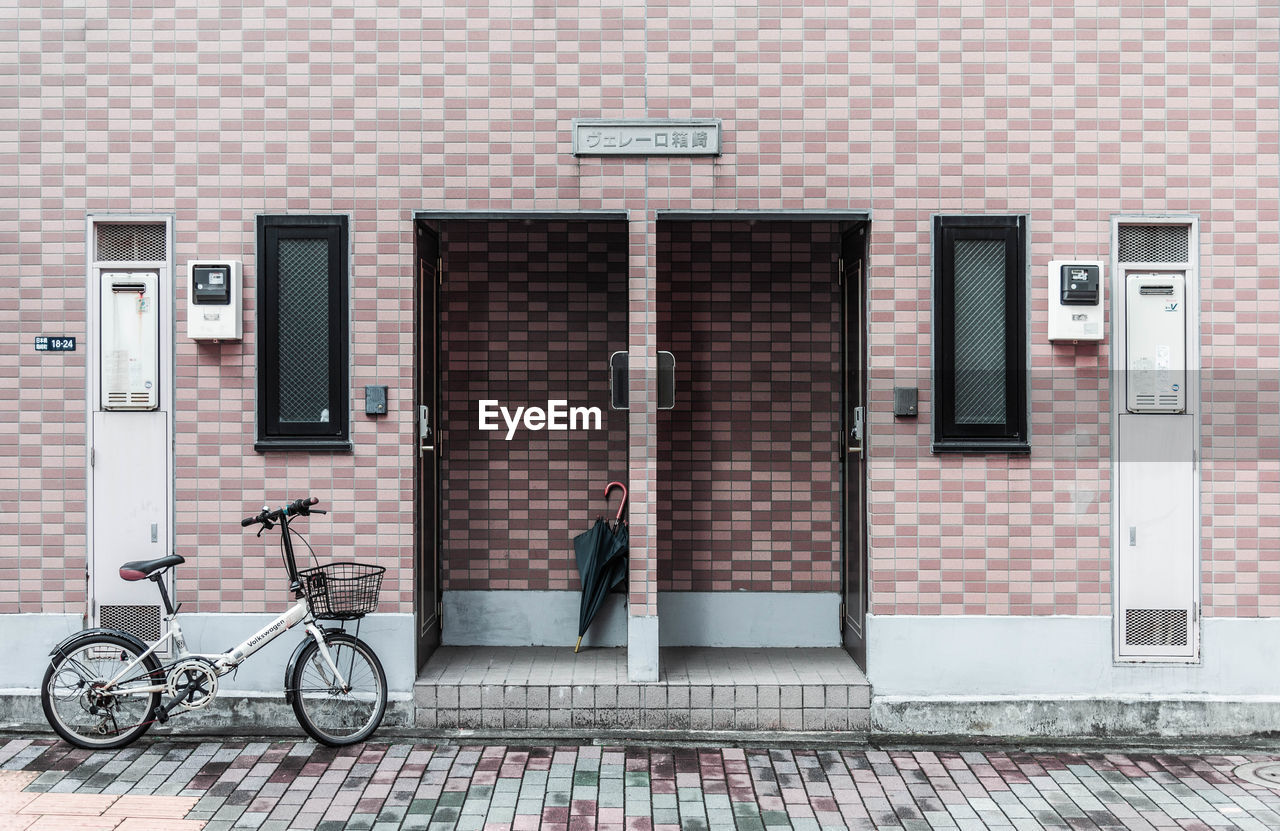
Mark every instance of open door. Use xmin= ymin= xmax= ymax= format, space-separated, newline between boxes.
xmin=840 ymin=224 xmax=869 ymax=669
xmin=414 ymin=221 xmax=442 ymax=669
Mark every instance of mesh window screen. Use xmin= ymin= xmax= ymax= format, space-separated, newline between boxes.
xmin=96 ymin=224 xmax=167 ymax=262
xmin=1117 ymin=224 xmax=1189 ymax=263
xmin=277 ymin=238 xmax=332 ymax=424
xmin=952 ymin=239 xmax=1007 ymax=424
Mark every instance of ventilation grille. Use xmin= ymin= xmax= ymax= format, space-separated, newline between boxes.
xmin=105 ymin=392 xmax=156 ymax=408
xmin=96 ymin=224 xmax=167 ymax=262
xmin=1124 ymin=608 xmax=1188 ymax=646
xmin=100 ymin=604 xmax=162 ymax=642
xmin=1138 ymin=285 xmax=1175 ymax=296
xmin=1132 ymin=393 xmax=1183 ymax=410
xmin=1117 ymin=225 xmax=1189 ymax=263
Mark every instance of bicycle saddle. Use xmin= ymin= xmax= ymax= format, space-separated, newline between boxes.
xmin=119 ymin=554 xmax=185 ymax=582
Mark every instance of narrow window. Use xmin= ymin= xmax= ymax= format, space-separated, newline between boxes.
xmin=933 ymin=215 xmax=1028 ymax=452
xmin=256 ymin=215 xmax=350 ymax=450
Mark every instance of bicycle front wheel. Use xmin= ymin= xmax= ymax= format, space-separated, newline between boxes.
xmin=41 ymin=632 xmax=163 ymax=750
xmin=289 ymin=631 xmax=387 ymax=746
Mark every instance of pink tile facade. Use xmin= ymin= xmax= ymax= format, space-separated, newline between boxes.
xmin=2 ymin=1 xmax=1277 ymax=622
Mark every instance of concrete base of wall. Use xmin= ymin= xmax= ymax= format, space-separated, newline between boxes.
xmin=628 ymin=615 xmax=659 ymax=682
xmin=0 ymin=690 xmax=414 ymax=735
xmin=11 ymin=610 xmax=1280 ymax=739
xmin=863 ymin=614 xmax=1280 ymax=739
xmin=442 ymin=591 xmax=841 ymax=647
xmin=9 ymin=688 xmax=1280 ymax=741
xmin=867 ymin=614 xmax=1280 ymax=697
xmin=2 ymin=611 xmax=416 ymax=693
xmin=873 ymin=696 xmax=1280 ymax=739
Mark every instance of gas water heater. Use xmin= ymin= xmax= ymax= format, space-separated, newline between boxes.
xmin=1125 ymin=273 xmax=1186 ymax=413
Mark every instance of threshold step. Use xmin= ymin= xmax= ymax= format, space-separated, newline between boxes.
xmin=413 ymin=646 xmax=870 ymax=732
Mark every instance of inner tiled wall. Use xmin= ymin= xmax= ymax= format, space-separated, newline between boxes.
xmin=440 ymin=221 xmax=628 ymax=591
xmin=656 ymin=222 xmax=841 ymax=592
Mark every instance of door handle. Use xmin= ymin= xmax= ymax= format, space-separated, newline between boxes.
xmin=847 ymin=406 xmax=865 ymax=455
xmin=419 ymin=405 xmax=434 ymax=454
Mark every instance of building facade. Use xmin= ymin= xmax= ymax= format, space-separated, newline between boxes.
xmin=4 ymin=0 xmax=1279 ymax=735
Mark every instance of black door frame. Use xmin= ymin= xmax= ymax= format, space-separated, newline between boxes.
xmin=839 ymin=223 xmax=870 ymax=670
xmin=413 ymin=221 xmax=442 ymax=671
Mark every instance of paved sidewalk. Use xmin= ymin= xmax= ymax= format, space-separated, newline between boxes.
xmin=2 ymin=738 xmax=1280 ymax=830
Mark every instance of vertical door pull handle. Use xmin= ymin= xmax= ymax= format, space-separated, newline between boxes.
xmin=419 ymin=405 xmax=434 ymax=453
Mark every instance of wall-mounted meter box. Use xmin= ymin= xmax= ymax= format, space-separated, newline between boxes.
xmin=1047 ymin=260 xmax=1104 ymax=341
xmin=1126 ymin=273 xmax=1186 ymax=413
xmin=186 ymin=260 xmax=242 ymax=341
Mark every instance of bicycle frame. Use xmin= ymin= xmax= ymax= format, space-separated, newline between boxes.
xmin=94 ymin=598 xmax=350 ymax=698
xmin=92 ymin=509 xmax=349 ymax=700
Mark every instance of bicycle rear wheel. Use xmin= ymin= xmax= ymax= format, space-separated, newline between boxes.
xmin=41 ymin=632 xmax=162 ymax=749
xmin=288 ymin=631 xmax=387 ymax=746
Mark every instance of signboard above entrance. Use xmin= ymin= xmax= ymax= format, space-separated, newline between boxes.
xmin=572 ymin=119 xmax=722 ymax=157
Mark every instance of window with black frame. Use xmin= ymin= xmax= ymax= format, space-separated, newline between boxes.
xmin=256 ymin=215 xmax=350 ymax=450
xmin=932 ymin=215 xmax=1029 ymax=453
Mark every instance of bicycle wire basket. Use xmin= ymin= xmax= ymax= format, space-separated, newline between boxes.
xmin=298 ymin=562 xmax=386 ymax=620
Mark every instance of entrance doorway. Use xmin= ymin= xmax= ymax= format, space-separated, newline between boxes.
xmin=413 ymin=214 xmax=631 ymax=670
xmin=413 ymin=213 xmax=868 ymax=671
xmin=654 ymin=217 xmax=868 ymax=667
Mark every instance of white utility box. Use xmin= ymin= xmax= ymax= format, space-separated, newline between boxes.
xmin=186 ymin=260 xmax=243 ymax=340
xmin=1047 ymin=260 xmax=1104 ymax=341
xmin=1125 ymin=273 xmax=1186 ymax=413
xmin=101 ymin=271 xmax=160 ymax=410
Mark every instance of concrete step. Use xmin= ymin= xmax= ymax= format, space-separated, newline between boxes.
xmin=413 ymin=646 xmax=870 ymax=732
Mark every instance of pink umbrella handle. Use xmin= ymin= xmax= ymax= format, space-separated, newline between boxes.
xmin=604 ymin=481 xmax=627 ymax=523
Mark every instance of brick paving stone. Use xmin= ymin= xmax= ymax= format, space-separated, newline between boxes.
xmin=116 ymin=820 xmax=207 ymax=831
xmin=24 ymin=817 xmax=118 ymax=831
xmin=4 ymin=739 xmax=1280 ymax=829
xmin=20 ymin=792 xmax=119 ymax=815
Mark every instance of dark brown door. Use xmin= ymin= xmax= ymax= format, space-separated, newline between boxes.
xmin=414 ymin=221 xmax=442 ymax=669
xmin=840 ymin=224 xmax=869 ymax=669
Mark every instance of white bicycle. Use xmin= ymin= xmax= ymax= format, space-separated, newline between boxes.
xmin=41 ymin=496 xmax=388 ymax=748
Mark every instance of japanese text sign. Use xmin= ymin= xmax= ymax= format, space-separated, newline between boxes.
xmin=572 ymin=119 xmax=722 ymax=157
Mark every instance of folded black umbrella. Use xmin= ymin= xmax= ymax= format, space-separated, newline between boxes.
xmin=572 ymin=482 xmax=629 ymax=652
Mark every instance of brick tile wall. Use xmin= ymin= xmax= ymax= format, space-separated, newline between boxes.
xmin=3 ymin=1 xmax=1276 ymax=620
xmin=657 ymin=221 xmax=841 ymax=592
xmin=440 ymin=221 xmax=629 ymax=591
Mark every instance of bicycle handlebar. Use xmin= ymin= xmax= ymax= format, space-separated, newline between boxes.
xmin=241 ymin=496 xmax=323 ymax=528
